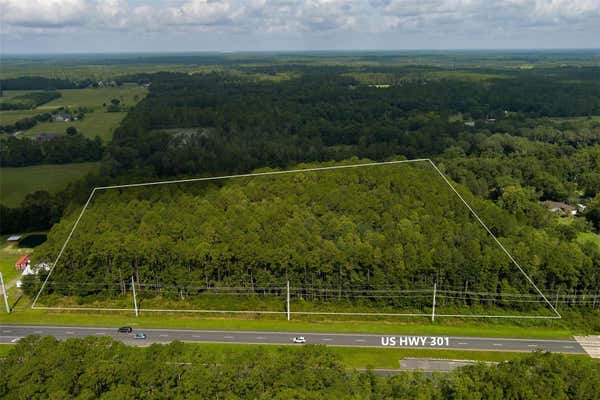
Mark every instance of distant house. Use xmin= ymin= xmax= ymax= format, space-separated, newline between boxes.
xmin=544 ymin=201 xmax=577 ymax=216
xmin=464 ymin=121 xmax=475 ymax=127
xmin=15 ymin=255 xmax=30 ymax=270
xmin=6 ymin=235 xmax=21 ymax=242
xmin=53 ymin=113 xmax=72 ymax=122
xmin=35 ymin=133 xmax=61 ymax=141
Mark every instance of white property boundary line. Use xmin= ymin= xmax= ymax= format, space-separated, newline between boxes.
xmin=31 ymin=159 xmax=561 ymax=319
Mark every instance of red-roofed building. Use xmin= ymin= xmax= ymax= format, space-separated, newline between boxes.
xmin=15 ymin=255 xmax=30 ymax=270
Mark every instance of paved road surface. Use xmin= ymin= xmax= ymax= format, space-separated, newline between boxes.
xmin=0 ymin=325 xmax=585 ymax=354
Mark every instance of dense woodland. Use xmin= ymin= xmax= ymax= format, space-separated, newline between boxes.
xmin=1 ymin=337 xmax=598 ymax=399
xmin=0 ymin=134 xmax=103 ymax=167
xmin=109 ymin=68 xmax=600 ymax=178
xmin=35 ymin=161 xmax=599 ymax=309
xmin=0 ymin=76 xmax=93 ymax=90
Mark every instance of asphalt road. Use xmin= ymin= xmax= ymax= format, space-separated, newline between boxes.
xmin=0 ymin=325 xmax=586 ymax=354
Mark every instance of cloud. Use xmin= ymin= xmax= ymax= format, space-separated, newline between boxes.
xmin=1 ymin=0 xmax=88 ymax=28
xmin=1 ymin=0 xmax=599 ymax=50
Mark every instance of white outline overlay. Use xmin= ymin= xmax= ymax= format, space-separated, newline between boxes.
xmin=31 ymin=159 xmax=561 ymax=319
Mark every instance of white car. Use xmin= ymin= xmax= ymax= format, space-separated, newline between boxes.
xmin=293 ymin=336 xmax=306 ymax=344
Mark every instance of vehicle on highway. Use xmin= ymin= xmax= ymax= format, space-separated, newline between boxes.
xmin=118 ymin=326 xmax=133 ymax=333
xmin=134 ymin=333 xmax=147 ymax=339
xmin=293 ymin=336 xmax=306 ymax=344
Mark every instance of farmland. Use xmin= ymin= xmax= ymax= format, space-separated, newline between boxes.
xmin=36 ymin=86 xmax=147 ymax=111
xmin=0 ymin=85 xmax=146 ymax=142
xmin=18 ymin=111 xmax=127 ymax=142
xmin=0 ymin=162 xmax=100 ymax=207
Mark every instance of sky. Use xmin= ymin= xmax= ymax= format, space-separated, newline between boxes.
xmin=1 ymin=0 xmax=600 ymax=54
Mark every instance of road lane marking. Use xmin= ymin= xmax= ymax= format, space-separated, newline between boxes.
xmin=159 ymin=334 xmax=169 ymax=337
xmin=95 ymin=332 xmax=105 ymax=335
xmin=224 ymin=336 xmax=234 ymax=339
xmin=458 ymin=342 xmax=468 ymax=345
xmin=355 ymin=339 xmax=366 ymax=342
xmin=492 ymin=343 xmax=502 ymax=346
xmin=563 ymin=346 xmax=574 ymax=349
xmin=256 ymin=336 xmax=265 ymax=339
xmin=34 ymin=331 xmax=43 ymax=334
xmin=192 ymin=335 xmax=202 ymax=338
xmin=321 ymin=338 xmax=332 ymax=341
xmin=527 ymin=345 xmax=538 ymax=347
xmin=3 ymin=330 xmax=12 ymax=333
xmin=66 ymin=331 xmax=75 ymax=335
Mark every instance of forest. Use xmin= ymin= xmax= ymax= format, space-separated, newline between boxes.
xmin=0 ymin=134 xmax=104 ymax=167
xmin=32 ymin=159 xmax=599 ymax=313
xmin=1 ymin=336 xmax=598 ymax=399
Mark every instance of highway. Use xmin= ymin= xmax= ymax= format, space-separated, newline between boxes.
xmin=0 ymin=325 xmax=586 ymax=354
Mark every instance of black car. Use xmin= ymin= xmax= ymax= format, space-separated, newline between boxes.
xmin=118 ymin=326 xmax=133 ymax=333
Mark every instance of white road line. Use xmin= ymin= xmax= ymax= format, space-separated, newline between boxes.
xmin=355 ymin=339 xmax=366 ymax=342
xmin=563 ymin=346 xmax=574 ymax=349
xmin=66 ymin=331 xmax=75 ymax=334
xmin=527 ymin=345 xmax=538 ymax=347
xmin=256 ymin=336 xmax=265 ymax=339
xmin=192 ymin=335 xmax=202 ymax=338
xmin=159 ymin=334 xmax=169 ymax=337
xmin=224 ymin=336 xmax=234 ymax=339
xmin=3 ymin=330 xmax=12 ymax=333
xmin=95 ymin=332 xmax=105 ymax=335
xmin=34 ymin=331 xmax=43 ymax=334
xmin=321 ymin=338 xmax=333 ymax=341
xmin=492 ymin=343 xmax=502 ymax=346
xmin=458 ymin=342 xmax=468 ymax=345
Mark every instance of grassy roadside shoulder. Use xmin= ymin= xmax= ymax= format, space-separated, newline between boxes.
xmin=1 ymin=341 xmax=587 ymax=369
xmin=0 ymin=307 xmax=579 ymax=339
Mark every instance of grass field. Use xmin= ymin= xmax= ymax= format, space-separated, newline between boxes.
xmin=0 ymin=345 xmax=12 ymax=357
xmin=0 ymin=90 xmax=37 ymax=102
xmin=36 ymin=86 xmax=147 ymax=111
xmin=0 ymin=162 xmax=100 ymax=207
xmin=0 ymin=243 xmax=24 ymax=286
xmin=18 ymin=112 xmax=127 ymax=142
xmin=0 ymin=109 xmax=45 ymax=125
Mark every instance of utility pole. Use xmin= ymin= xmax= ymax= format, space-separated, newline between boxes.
xmin=0 ymin=272 xmax=9 ymax=313
xmin=286 ymin=280 xmax=290 ymax=321
xmin=431 ymin=282 xmax=437 ymax=322
xmin=131 ymin=276 xmax=138 ymax=317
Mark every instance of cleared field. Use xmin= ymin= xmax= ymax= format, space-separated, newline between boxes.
xmin=37 ymin=86 xmax=147 ymax=111
xmin=0 ymin=162 xmax=100 ymax=207
xmin=18 ymin=111 xmax=126 ymax=142
xmin=0 ymin=109 xmax=45 ymax=125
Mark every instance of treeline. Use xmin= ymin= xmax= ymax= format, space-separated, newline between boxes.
xmin=0 ymin=112 xmax=53 ymax=134
xmin=0 ymin=76 xmax=91 ymax=90
xmin=36 ymin=161 xmax=599 ymax=302
xmin=0 ymin=91 xmax=60 ymax=110
xmin=1 ymin=337 xmax=598 ymax=399
xmin=0 ymin=135 xmax=103 ymax=167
